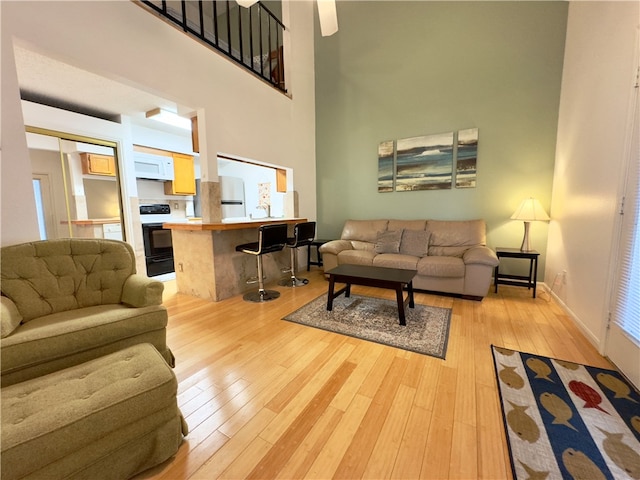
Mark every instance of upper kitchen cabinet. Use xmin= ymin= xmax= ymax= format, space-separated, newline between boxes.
xmin=80 ymin=153 xmax=116 ymax=177
xmin=165 ymin=153 xmax=196 ymax=195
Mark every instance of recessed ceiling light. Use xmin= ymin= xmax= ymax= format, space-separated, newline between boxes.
xmin=145 ymin=108 xmax=191 ymax=130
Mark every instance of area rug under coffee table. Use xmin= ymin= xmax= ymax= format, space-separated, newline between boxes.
xmin=492 ymin=345 xmax=640 ymax=480
xmin=283 ymin=294 xmax=451 ymax=359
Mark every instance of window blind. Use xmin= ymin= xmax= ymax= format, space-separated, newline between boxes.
xmin=612 ymin=76 xmax=640 ymax=345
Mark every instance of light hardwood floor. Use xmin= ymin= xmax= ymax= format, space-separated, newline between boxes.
xmin=138 ymin=268 xmax=612 ymax=480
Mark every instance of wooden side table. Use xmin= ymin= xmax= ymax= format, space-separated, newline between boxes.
xmin=494 ymin=247 xmax=540 ymax=298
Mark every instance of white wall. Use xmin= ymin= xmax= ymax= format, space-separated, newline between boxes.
xmin=1 ymin=27 xmax=40 ymax=245
xmin=0 ymin=0 xmax=316 ymax=247
xmin=218 ymin=159 xmax=285 ymax=218
xmin=20 ymin=101 xmax=142 ymax=248
xmin=546 ymin=1 xmax=640 ymax=347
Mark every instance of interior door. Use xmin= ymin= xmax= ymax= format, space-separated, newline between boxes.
xmin=604 ymin=55 xmax=639 ymax=388
xmin=32 ymin=174 xmax=56 ymax=240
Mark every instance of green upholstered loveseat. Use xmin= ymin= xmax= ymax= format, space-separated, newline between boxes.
xmin=0 ymin=238 xmax=174 ymax=387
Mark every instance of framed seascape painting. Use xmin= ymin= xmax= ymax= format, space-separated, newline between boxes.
xmin=378 ymin=140 xmax=394 ymax=192
xmin=456 ymin=128 xmax=478 ymax=188
xmin=396 ymin=132 xmax=454 ymax=191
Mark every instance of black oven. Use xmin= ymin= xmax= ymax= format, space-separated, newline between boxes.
xmin=140 ymin=204 xmax=175 ymax=277
xmin=142 ymin=223 xmax=175 ymax=277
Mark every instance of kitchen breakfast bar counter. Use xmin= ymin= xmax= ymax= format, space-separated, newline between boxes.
xmin=163 ymin=218 xmax=307 ymax=302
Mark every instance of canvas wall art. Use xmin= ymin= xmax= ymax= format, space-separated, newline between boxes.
xmin=377 ymin=127 xmax=478 ymax=192
xmin=396 ymin=132 xmax=454 ymax=191
xmin=456 ymin=128 xmax=478 ymax=188
xmin=377 ymin=140 xmax=394 ymax=193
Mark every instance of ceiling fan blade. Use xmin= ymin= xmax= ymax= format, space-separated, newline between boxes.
xmin=317 ymin=0 xmax=338 ymax=37
xmin=236 ymin=0 xmax=258 ymax=8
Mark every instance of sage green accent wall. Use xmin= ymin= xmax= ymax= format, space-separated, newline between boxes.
xmin=315 ymin=1 xmax=568 ymax=279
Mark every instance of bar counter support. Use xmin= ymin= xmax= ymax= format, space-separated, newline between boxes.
xmin=164 ymin=219 xmax=306 ymax=302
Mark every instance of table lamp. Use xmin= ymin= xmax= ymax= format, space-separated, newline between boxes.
xmin=511 ymin=197 xmax=550 ymax=252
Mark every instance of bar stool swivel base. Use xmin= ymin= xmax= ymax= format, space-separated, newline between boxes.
xmin=243 ymin=288 xmax=280 ymax=302
xmin=278 ymin=276 xmax=309 ymax=288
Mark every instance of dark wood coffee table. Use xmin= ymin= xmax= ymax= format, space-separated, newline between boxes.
xmin=325 ymin=264 xmax=417 ymax=326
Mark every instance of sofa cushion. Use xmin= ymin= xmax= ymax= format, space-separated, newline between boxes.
xmin=417 ymin=256 xmax=465 ymax=278
xmin=338 ymin=250 xmax=377 ymax=266
xmin=374 ymin=230 xmax=403 ymax=254
xmin=373 ymin=254 xmax=419 ymax=270
xmin=341 ymin=220 xmax=389 ymax=243
xmin=464 ymin=246 xmax=500 ymax=267
xmin=350 ymin=240 xmax=376 ymax=252
xmin=427 ymin=219 xmax=486 ymax=257
xmin=1 ymin=239 xmax=136 ymax=322
xmin=1 ymin=297 xmax=22 ymax=339
xmin=0 ymin=304 xmax=168 ymax=377
xmin=400 ymin=229 xmax=431 ymax=257
xmin=388 ymin=220 xmax=427 ymax=232
xmin=319 ymin=239 xmax=353 ymax=256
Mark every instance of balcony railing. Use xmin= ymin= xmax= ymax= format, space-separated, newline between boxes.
xmin=140 ymin=1 xmax=286 ymax=92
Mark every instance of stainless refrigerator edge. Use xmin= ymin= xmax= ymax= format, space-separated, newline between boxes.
xmin=220 ymin=176 xmax=246 ymax=218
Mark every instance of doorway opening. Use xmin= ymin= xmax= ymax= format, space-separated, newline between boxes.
xmin=26 ymin=127 xmax=126 ymax=242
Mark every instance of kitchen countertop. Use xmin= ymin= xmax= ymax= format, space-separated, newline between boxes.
xmin=163 ymin=217 xmax=307 ymax=231
xmin=62 ymin=218 xmax=121 ymax=225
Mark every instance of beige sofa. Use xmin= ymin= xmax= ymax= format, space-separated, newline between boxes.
xmin=319 ymin=219 xmax=499 ymax=300
xmin=0 ymin=238 xmax=174 ymax=387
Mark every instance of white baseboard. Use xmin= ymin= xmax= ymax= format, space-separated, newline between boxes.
xmin=539 ymin=282 xmax=602 ymax=351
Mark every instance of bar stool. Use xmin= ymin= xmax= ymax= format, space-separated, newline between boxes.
xmin=279 ymin=221 xmax=316 ymax=287
xmin=235 ymin=223 xmax=288 ymax=302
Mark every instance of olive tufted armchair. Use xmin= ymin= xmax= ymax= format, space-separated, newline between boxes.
xmin=0 ymin=238 xmax=174 ymax=387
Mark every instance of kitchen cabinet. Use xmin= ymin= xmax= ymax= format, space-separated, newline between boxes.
xmin=165 ymin=153 xmax=196 ymax=195
xmin=276 ymin=168 xmax=287 ymax=192
xmin=102 ymin=223 xmax=123 ymax=240
xmin=80 ymin=153 xmax=116 ymax=177
xmin=191 ymin=116 xmax=199 ymax=153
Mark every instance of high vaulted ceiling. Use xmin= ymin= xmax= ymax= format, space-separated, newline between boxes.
xmin=13 ymin=45 xmax=193 ymax=135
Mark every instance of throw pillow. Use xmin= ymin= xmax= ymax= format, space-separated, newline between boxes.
xmin=1 ymin=296 xmax=22 ymax=338
xmin=400 ymin=229 xmax=431 ymax=257
xmin=374 ymin=230 xmax=403 ymax=254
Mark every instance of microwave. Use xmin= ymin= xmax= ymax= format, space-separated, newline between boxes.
xmin=134 ymin=152 xmax=174 ymax=181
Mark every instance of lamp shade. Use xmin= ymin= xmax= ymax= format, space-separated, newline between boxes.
xmin=510 ymin=197 xmax=550 ymax=222
xmin=236 ymin=0 xmax=258 ymax=7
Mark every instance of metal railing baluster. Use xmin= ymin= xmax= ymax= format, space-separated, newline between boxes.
xmin=140 ymin=0 xmax=285 ymax=92
xmin=226 ymin=0 xmax=232 ymax=55
xmin=238 ymin=4 xmax=244 ymax=65
xmin=259 ymin=4 xmax=264 ymax=75
xmin=212 ymin=1 xmax=218 ymax=46
xmin=249 ymin=7 xmax=254 ymax=71
xmin=180 ymin=0 xmax=187 ymax=31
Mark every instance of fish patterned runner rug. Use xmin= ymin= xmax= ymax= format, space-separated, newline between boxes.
xmin=491 ymin=345 xmax=640 ymax=479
